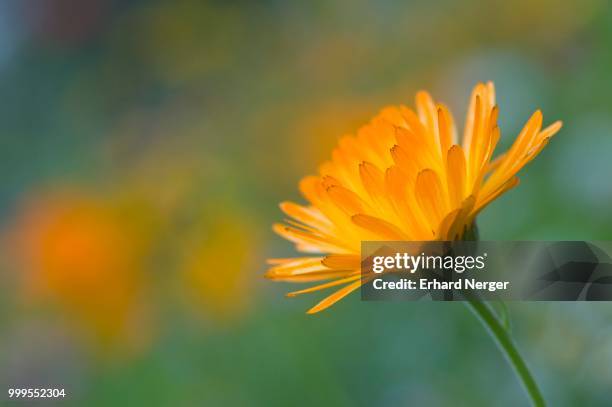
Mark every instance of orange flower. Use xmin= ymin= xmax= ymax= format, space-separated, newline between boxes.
xmin=267 ymin=82 xmax=562 ymax=314
xmin=7 ymin=192 xmax=154 ymax=349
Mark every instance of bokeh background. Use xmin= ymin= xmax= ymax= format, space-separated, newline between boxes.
xmin=1 ymin=0 xmax=611 ymax=405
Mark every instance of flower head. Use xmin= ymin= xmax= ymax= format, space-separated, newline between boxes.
xmin=267 ymin=82 xmax=561 ymax=314
xmin=6 ymin=191 xmax=154 ymax=349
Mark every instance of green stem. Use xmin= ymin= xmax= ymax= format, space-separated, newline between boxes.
xmin=465 ymin=298 xmax=545 ymax=407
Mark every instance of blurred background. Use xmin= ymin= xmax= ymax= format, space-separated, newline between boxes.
xmin=0 ymin=0 xmax=611 ymax=405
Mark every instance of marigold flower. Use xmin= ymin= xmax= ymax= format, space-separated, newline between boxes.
xmin=267 ymin=82 xmax=562 ymax=314
xmin=6 ymin=192 xmax=154 ymax=349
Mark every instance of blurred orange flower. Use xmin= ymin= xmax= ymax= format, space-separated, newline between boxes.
xmin=267 ymin=82 xmax=562 ymax=313
xmin=6 ymin=191 xmax=155 ymax=350
xmin=181 ymin=213 xmax=256 ymax=321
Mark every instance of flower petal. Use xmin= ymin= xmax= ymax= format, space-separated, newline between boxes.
xmin=306 ymin=280 xmax=363 ymax=314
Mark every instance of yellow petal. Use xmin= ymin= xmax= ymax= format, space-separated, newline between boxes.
xmin=446 ymin=145 xmax=467 ymax=207
xmin=280 ymin=201 xmax=332 ymax=232
xmin=287 ymin=274 xmax=360 ymax=297
xmin=352 ymin=213 xmax=408 ymax=240
xmin=474 ymin=177 xmax=520 ymax=216
xmin=322 ymin=254 xmax=361 ymax=270
xmin=266 ymin=257 xmax=355 ymax=283
xmin=497 ymin=110 xmax=543 ymax=175
xmin=273 ymin=224 xmax=348 ymax=253
xmin=306 ymin=280 xmax=363 ymax=314
xmin=298 ymin=176 xmax=327 ymax=207
xmin=415 ymin=169 xmax=448 ymax=229
xmin=437 ymin=104 xmax=456 ymax=155
xmin=416 ymin=91 xmax=437 ymax=137
xmin=385 ymin=165 xmax=429 ymax=239
xmin=272 ymin=270 xmax=358 ymax=283
xmin=326 ymin=185 xmax=366 ymax=216
xmin=358 ymin=161 xmax=385 ymax=201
